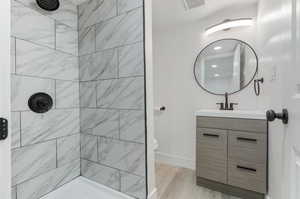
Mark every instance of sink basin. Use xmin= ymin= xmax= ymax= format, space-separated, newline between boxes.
xmin=195 ymin=109 xmax=266 ymax=120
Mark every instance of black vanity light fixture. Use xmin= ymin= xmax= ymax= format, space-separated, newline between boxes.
xmin=205 ymin=18 xmax=254 ymax=35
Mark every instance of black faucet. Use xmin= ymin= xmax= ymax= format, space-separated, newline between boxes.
xmin=224 ymin=92 xmax=229 ymax=110
xmin=216 ymin=92 xmax=238 ymax=110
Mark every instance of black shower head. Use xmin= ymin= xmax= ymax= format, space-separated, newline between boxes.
xmin=36 ymin=0 xmax=60 ymax=11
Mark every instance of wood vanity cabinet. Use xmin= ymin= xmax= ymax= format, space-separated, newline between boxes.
xmin=196 ymin=116 xmax=268 ymax=199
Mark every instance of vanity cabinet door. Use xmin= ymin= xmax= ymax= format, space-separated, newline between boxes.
xmin=196 ymin=128 xmax=227 ymax=184
xmin=228 ymin=131 xmax=267 ymax=163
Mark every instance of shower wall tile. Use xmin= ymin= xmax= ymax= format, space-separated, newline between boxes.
xmin=16 ymin=0 xmax=78 ymax=28
xmin=117 ymin=0 xmax=143 ymax=14
xmin=120 ymin=110 xmax=145 ymax=143
xmin=11 ymin=37 xmax=16 ymax=74
xmin=80 ymin=134 xmax=98 ymax=162
xmin=95 ymin=8 xmax=143 ymax=51
xmin=96 ymin=77 xmax=145 ymax=109
xmin=81 ymin=159 xmax=120 ymax=190
xmin=15 ymin=39 xmax=79 ymax=80
xmin=80 ymin=108 xmax=119 ymax=138
xmin=78 ymin=0 xmax=117 ymax=30
xmin=118 ymin=42 xmax=144 ymax=77
xmin=98 ymin=137 xmax=145 ymax=176
xmin=79 ymin=81 xmax=97 ymax=108
xmin=56 ymin=22 xmax=78 ymax=55
xmin=120 ymin=172 xmax=146 ymax=199
xmin=11 ymin=75 xmax=55 ymax=111
xmin=11 ymin=112 xmax=21 ymax=149
xmin=57 ymin=134 xmax=80 ymax=167
xmin=12 ymin=0 xmax=55 ymax=48
xmin=56 ymin=80 xmax=80 ymax=108
xmin=11 ymin=0 xmax=80 ymax=198
xmin=79 ymin=49 xmax=118 ymax=81
xmin=78 ymin=0 xmax=146 ymax=197
xmin=12 ymin=140 xmax=57 ymax=186
xmin=12 ymin=186 xmax=17 ymax=199
xmin=17 ymin=159 xmax=80 ymax=199
xmin=21 ymin=109 xmax=80 ymax=146
xmin=79 ymin=26 xmax=96 ymax=56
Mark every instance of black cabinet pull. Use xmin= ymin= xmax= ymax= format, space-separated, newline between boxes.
xmin=237 ymin=165 xmax=257 ymax=172
xmin=237 ymin=137 xmax=257 ymax=142
xmin=203 ymin=133 xmax=219 ymax=138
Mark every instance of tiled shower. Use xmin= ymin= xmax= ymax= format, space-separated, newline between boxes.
xmin=10 ymin=0 xmax=146 ymax=199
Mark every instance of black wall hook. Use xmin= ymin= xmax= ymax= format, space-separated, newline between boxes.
xmin=254 ymin=78 xmax=264 ymax=96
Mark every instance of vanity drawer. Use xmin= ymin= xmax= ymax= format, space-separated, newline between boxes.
xmin=196 ymin=128 xmax=227 ymax=183
xmin=228 ymin=160 xmax=267 ymax=194
xmin=197 ymin=117 xmax=267 ymax=133
xmin=229 ymin=131 xmax=267 ymax=163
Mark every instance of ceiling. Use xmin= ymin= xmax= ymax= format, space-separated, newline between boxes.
xmin=153 ymin=0 xmax=258 ymax=29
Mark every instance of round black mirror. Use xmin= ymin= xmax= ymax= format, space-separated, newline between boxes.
xmin=194 ymin=39 xmax=258 ymax=95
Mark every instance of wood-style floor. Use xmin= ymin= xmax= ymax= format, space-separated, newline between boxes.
xmin=155 ymin=162 xmax=241 ymax=199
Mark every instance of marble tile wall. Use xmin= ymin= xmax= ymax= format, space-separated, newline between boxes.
xmin=78 ymin=0 xmax=146 ymax=198
xmin=11 ymin=1 xmax=80 ymax=199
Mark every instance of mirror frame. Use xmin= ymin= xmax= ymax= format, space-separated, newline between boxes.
xmin=193 ymin=38 xmax=259 ymax=96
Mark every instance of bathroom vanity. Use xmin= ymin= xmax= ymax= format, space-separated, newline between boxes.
xmin=196 ymin=110 xmax=268 ymax=199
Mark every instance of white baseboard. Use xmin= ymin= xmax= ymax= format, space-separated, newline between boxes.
xmin=155 ymin=151 xmax=195 ymax=170
xmin=147 ymin=188 xmax=157 ymax=199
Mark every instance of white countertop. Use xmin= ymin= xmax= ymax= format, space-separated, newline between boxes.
xmin=195 ymin=109 xmax=266 ymax=120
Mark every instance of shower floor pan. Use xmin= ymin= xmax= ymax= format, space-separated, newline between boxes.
xmin=41 ymin=177 xmax=133 ymax=199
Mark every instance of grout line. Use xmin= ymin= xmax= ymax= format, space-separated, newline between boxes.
xmin=54 ymin=80 xmax=57 ymax=109
xmin=116 ymin=0 xmax=119 ymax=15
xmin=14 ymin=36 xmax=78 ymax=57
xmin=78 ymin=5 xmax=143 ymax=32
xmin=97 ymin=136 xmax=100 ymax=162
xmin=15 ymin=185 xmax=18 ymax=199
xmin=14 ymin=37 xmax=17 ymax=74
xmin=79 ymin=75 xmax=145 ymax=83
xmin=56 ymin=138 xmax=58 ymax=168
xmin=19 ymin=112 xmax=22 ymax=148
xmin=94 ymin=24 xmax=97 ymax=53
xmin=12 ymin=107 xmax=81 ymax=112
xmin=79 ymin=40 xmax=144 ymax=57
xmin=95 ymin=78 xmax=98 ymax=108
xmin=12 ymin=73 xmax=80 ymax=82
xmin=81 ymin=157 xmax=146 ymax=179
xmin=118 ymin=110 xmax=121 ymax=139
xmin=117 ymin=46 xmax=120 ymax=78
xmin=54 ymin=20 xmax=57 ymax=50
xmin=118 ymin=168 xmax=122 ymax=192
xmin=12 ymin=133 xmax=81 ymax=150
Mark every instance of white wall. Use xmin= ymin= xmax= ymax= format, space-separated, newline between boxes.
xmin=153 ymin=3 xmax=271 ymax=169
xmin=0 ymin=0 xmax=11 ymax=198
